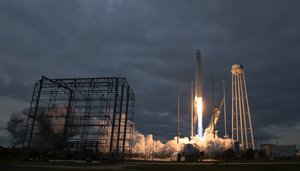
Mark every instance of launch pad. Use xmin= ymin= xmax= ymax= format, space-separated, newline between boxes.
xmin=17 ymin=50 xmax=257 ymax=162
xmin=178 ymin=50 xmax=256 ymax=161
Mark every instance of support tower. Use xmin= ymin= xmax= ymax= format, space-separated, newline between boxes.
xmin=231 ymin=64 xmax=255 ymax=150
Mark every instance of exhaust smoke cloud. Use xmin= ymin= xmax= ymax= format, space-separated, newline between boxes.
xmin=7 ymin=107 xmax=233 ymax=158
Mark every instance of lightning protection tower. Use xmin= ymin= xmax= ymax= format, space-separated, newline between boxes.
xmin=231 ymin=64 xmax=255 ymax=150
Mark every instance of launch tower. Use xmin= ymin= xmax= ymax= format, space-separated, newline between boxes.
xmin=231 ymin=64 xmax=255 ymax=150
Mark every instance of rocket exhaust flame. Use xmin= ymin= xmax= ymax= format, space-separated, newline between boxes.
xmin=195 ymin=96 xmax=203 ymax=139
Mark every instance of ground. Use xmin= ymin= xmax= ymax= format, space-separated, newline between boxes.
xmin=1 ymin=161 xmax=300 ymax=171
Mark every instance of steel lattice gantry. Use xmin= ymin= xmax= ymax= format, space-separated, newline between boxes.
xmin=22 ymin=76 xmax=135 ymax=160
xmin=231 ymin=64 xmax=255 ymax=150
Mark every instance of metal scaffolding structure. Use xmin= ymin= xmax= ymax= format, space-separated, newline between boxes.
xmin=22 ymin=76 xmax=135 ymax=160
xmin=231 ymin=64 xmax=255 ymax=150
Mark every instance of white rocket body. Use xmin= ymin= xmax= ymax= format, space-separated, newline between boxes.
xmin=195 ymin=49 xmax=202 ymax=97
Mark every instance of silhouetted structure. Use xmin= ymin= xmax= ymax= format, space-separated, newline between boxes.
xmin=22 ymin=76 xmax=135 ymax=161
xmin=231 ymin=64 xmax=255 ymax=150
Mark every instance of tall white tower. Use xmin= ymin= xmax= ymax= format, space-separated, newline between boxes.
xmin=231 ymin=64 xmax=255 ymax=150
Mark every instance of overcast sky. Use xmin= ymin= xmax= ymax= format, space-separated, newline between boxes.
xmin=0 ymin=0 xmax=300 ymax=147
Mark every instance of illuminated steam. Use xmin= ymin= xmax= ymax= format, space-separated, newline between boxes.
xmin=130 ymin=134 xmax=233 ymax=158
xmin=7 ymin=107 xmax=233 ymax=158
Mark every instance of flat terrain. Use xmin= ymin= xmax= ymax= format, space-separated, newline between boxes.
xmin=1 ymin=161 xmax=300 ymax=171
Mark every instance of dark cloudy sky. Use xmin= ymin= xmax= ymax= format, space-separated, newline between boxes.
xmin=1 ymin=0 xmax=300 ymax=147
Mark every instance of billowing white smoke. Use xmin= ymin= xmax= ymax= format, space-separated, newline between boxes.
xmin=7 ymin=107 xmax=233 ymax=158
xmin=6 ymin=109 xmax=29 ymax=146
xmin=131 ymin=132 xmax=233 ymax=158
xmin=6 ymin=107 xmax=133 ymax=150
xmin=130 ymin=132 xmax=183 ymax=158
xmin=7 ymin=107 xmax=68 ymax=147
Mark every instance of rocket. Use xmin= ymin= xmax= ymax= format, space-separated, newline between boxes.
xmin=195 ymin=49 xmax=202 ymax=97
xmin=192 ymin=48 xmax=203 ymax=138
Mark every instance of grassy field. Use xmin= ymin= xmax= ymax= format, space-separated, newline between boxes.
xmin=1 ymin=161 xmax=300 ymax=171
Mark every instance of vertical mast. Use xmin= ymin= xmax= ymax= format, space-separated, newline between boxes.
xmin=223 ymin=80 xmax=227 ymax=137
xmin=191 ymin=82 xmax=194 ymax=138
xmin=177 ymin=75 xmax=180 ymax=143
xmin=211 ymin=71 xmax=215 ymax=138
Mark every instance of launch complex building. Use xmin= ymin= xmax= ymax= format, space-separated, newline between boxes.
xmin=21 ymin=49 xmax=256 ymax=161
xmin=22 ymin=76 xmax=135 ymax=161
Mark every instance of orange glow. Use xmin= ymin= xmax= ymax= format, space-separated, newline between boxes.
xmin=196 ymin=97 xmax=203 ymax=115
xmin=195 ymin=96 xmax=203 ymax=138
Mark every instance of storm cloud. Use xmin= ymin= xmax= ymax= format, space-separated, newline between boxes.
xmin=0 ymin=0 xmax=300 ymax=146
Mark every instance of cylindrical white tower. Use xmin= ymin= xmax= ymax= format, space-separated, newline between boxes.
xmin=231 ymin=64 xmax=255 ymax=150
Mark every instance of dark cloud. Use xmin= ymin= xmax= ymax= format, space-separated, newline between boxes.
xmin=0 ymin=0 xmax=300 ymax=146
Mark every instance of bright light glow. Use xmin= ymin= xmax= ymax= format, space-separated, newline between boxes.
xmin=195 ymin=96 xmax=203 ymax=139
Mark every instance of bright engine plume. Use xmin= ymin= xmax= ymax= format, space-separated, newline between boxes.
xmin=195 ymin=96 xmax=203 ymax=138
